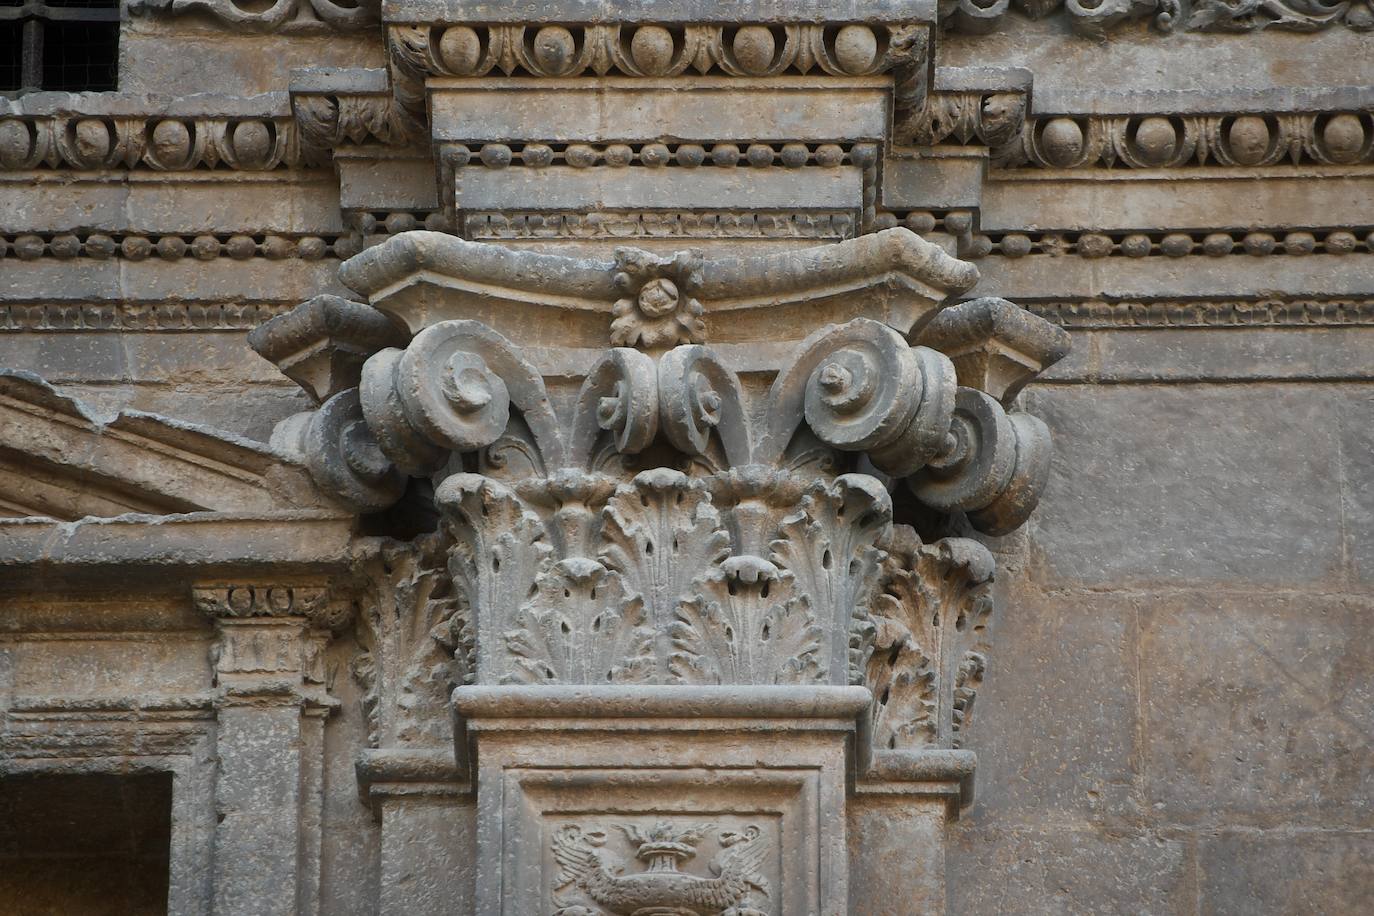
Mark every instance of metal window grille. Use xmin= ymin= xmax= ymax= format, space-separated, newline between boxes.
xmin=1 ymin=0 xmax=120 ymax=95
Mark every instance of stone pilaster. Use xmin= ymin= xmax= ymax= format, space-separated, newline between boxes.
xmin=194 ymin=584 xmax=343 ymax=916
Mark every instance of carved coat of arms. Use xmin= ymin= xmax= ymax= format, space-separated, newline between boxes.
xmin=551 ymin=822 xmax=771 ymax=916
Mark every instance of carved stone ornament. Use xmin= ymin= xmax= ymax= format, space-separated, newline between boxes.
xmin=257 ymin=224 xmax=1067 ymax=911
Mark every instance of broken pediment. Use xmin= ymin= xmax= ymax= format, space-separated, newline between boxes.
xmin=0 ymin=370 xmax=344 ymax=522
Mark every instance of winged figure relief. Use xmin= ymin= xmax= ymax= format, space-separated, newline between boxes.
xmin=551 ymin=821 xmax=771 ymax=916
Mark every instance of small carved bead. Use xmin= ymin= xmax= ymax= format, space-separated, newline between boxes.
xmin=733 ymin=25 xmax=776 ymax=75
xmin=1202 ymin=233 xmax=1234 ymax=256
xmin=518 ymin=143 xmax=552 ymax=168
xmin=157 ymin=236 xmax=187 ymax=260
xmin=297 ymin=236 xmax=326 ymax=260
xmin=358 ymin=212 xmax=378 ymax=235
xmin=814 ymin=143 xmax=844 ymax=167
xmin=85 ymin=233 xmax=116 ymax=259
xmin=780 ymin=143 xmax=809 ymax=168
xmin=999 ymin=233 xmax=1032 ymax=257
xmin=630 ymin=25 xmax=675 ymax=75
xmin=1160 ymin=233 xmax=1193 ymax=257
xmin=423 ymin=212 xmax=447 ymax=232
xmin=1121 ymin=234 xmax=1152 ymax=258
xmin=851 ymin=143 xmax=879 ymax=168
xmin=675 ymin=144 xmax=705 ymax=167
xmin=1365 ymin=230 xmax=1374 ymax=251
xmin=1227 ymin=116 xmax=1270 ymax=165
xmin=121 ymin=235 xmax=153 ymax=261
xmin=532 ymin=26 xmax=576 ymax=75
xmin=1322 ymin=114 xmax=1366 ymax=163
xmin=448 ymin=144 xmax=471 ymax=166
xmin=746 ymin=144 xmax=775 ymax=167
xmin=333 ymin=235 xmax=361 ymax=259
xmin=14 ymin=234 xmax=45 ymax=260
xmin=480 ymin=144 xmax=512 ymax=168
xmin=944 ymin=211 xmax=973 ymax=235
xmin=262 ymin=235 xmax=294 ymax=260
xmin=1040 ymin=118 xmax=1084 ymax=168
xmin=192 ymin=235 xmax=221 ymax=260
xmin=1283 ymin=231 xmax=1316 ymax=255
xmin=150 ymin=120 xmax=192 ymax=164
xmin=904 ymin=211 xmax=938 ymax=234
xmin=1243 ymin=232 xmax=1276 ymax=256
xmin=963 ymin=234 xmax=993 ymax=259
xmin=231 ymin=120 xmax=273 ymax=167
xmin=710 ymin=143 xmax=740 ymax=167
xmin=438 ymin=26 xmax=482 ymax=75
xmin=1325 ymin=230 xmax=1357 ymax=254
xmin=225 ymin=235 xmax=255 ymax=260
xmin=565 ymin=144 xmax=597 ymax=168
xmin=1133 ymin=116 xmax=1178 ymax=165
xmin=50 ymin=234 xmax=81 ymax=259
xmin=1076 ymin=233 xmax=1111 ymax=258
xmin=641 ymin=143 xmax=671 ymax=167
xmin=604 ymin=144 xmax=633 ymax=167
xmin=833 ymin=24 xmax=878 ymax=74
xmin=873 ymin=212 xmax=899 ymax=231
xmin=73 ymin=118 xmax=111 ymax=163
xmin=0 ymin=119 xmax=32 ymax=167
xmin=385 ymin=212 xmax=418 ymax=234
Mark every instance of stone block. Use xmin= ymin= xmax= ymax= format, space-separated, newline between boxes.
xmin=948 ymin=826 xmax=1192 ymax=916
xmin=961 ymin=581 xmax=1142 ymax=826
xmin=1338 ymin=387 xmax=1374 ymax=584
xmin=1024 ymin=385 xmax=1345 ymax=586
xmin=1198 ymin=830 xmax=1374 ymax=916
xmin=1138 ymin=591 xmax=1374 ymax=828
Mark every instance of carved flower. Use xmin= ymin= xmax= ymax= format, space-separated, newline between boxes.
xmin=609 ymin=247 xmax=706 ymax=350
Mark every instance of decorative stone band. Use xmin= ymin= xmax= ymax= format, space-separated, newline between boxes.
xmin=442 ymin=140 xmax=874 ymax=171
xmin=0 ymin=114 xmax=319 ymax=172
xmin=0 ymin=302 xmax=293 ymax=332
xmin=126 ymin=0 xmax=380 ymax=33
xmin=901 ymin=94 xmax=1374 ymax=170
xmin=957 ymin=227 xmax=1374 ymax=261
xmin=0 ymin=231 xmax=352 ymax=262
xmin=192 ymin=583 xmax=351 ymax=630
xmin=1027 ymin=298 xmax=1374 ymax=329
xmin=938 ymin=0 xmax=1374 ymax=34
xmin=389 ymin=21 xmax=927 ymax=102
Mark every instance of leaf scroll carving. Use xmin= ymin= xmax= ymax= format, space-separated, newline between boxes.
xmin=768 ymin=474 xmax=894 ymax=685
xmin=865 ymin=527 xmax=996 ymax=750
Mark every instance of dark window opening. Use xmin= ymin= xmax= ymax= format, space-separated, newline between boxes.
xmin=0 ymin=771 xmax=173 ymax=915
xmin=0 ymin=0 xmax=120 ymax=95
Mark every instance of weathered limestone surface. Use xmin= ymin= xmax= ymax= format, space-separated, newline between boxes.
xmin=2 ymin=0 xmax=1373 ymax=912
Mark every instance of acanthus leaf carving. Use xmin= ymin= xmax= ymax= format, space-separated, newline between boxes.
xmin=353 ymin=531 xmax=470 ymax=749
xmin=669 ymin=566 xmax=825 ymax=687
xmin=437 ymin=472 xmax=552 ymax=682
xmin=599 ymin=470 xmax=732 ymax=680
xmin=866 ymin=528 xmax=995 ymax=750
xmin=768 ymin=474 xmax=894 ymax=685
xmin=503 ymin=557 xmax=656 ymax=686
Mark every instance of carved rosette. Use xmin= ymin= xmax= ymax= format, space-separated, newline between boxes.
xmin=256 ymin=227 xmax=1068 ymax=760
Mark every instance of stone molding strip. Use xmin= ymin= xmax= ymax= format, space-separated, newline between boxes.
xmin=445 ymin=140 xmax=876 ymax=170
xmin=0 ymin=231 xmax=354 ymax=261
xmin=958 ymin=227 xmax=1374 ymax=260
xmin=0 ymin=302 xmax=293 ymax=332
xmin=1026 ymin=298 xmax=1374 ymax=329
xmin=900 ymin=92 xmax=1374 ymax=171
xmin=0 ymin=113 xmax=321 ymax=172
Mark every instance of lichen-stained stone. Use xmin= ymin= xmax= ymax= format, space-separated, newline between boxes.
xmin=1138 ymin=591 xmax=1374 ymax=828
xmin=1025 ymin=385 xmax=1345 ymax=586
